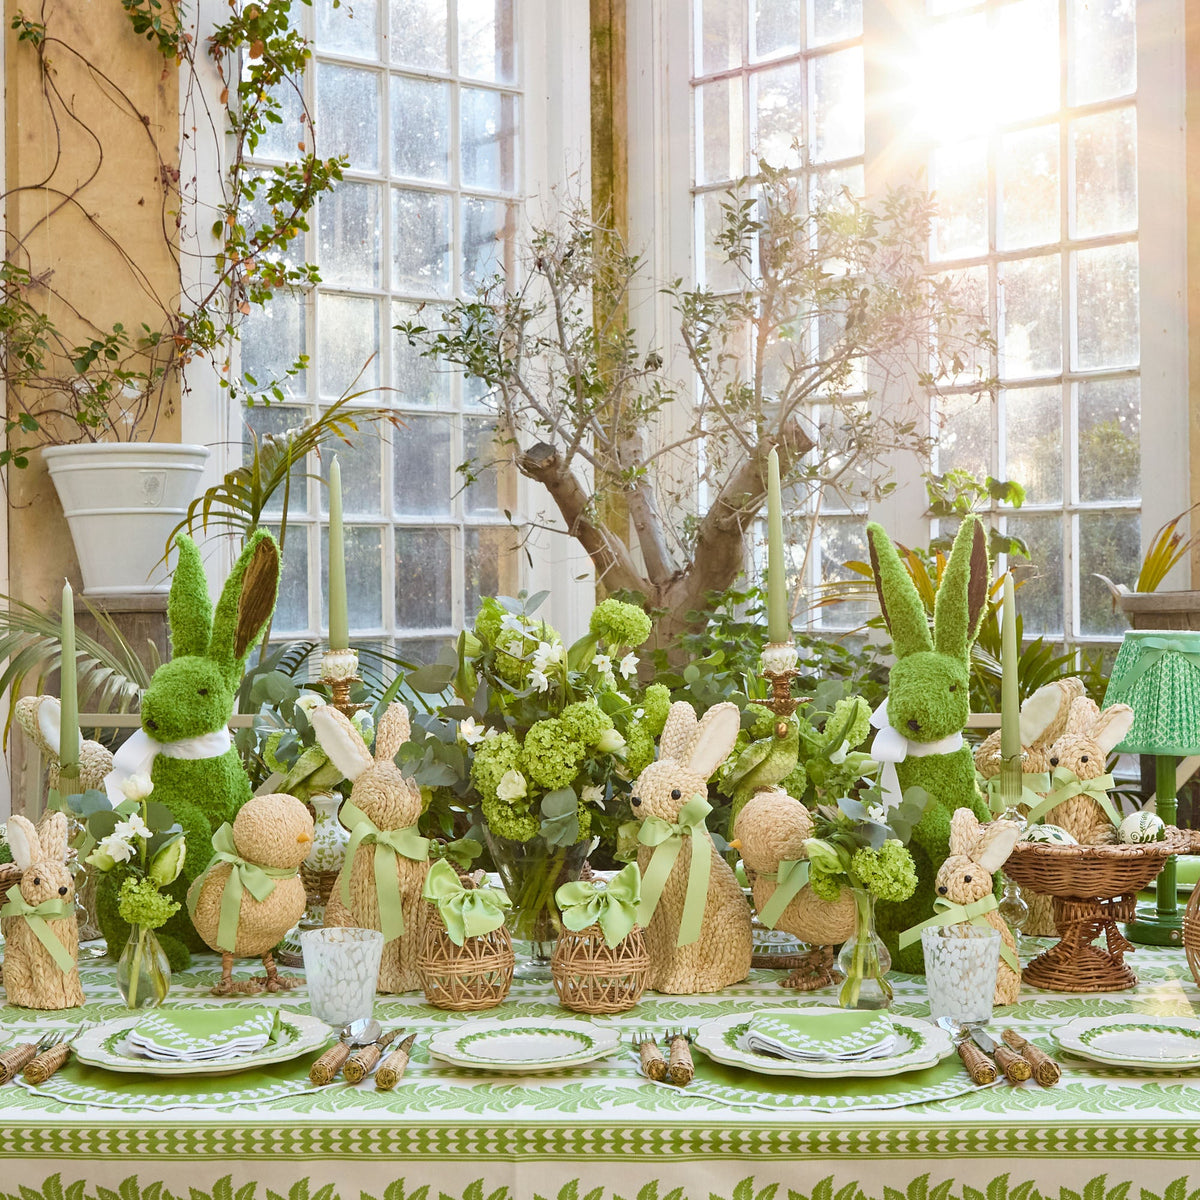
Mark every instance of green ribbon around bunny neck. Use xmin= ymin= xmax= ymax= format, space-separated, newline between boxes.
xmin=981 ymin=772 xmax=1052 ymax=817
xmin=756 ymin=858 xmax=811 ymax=930
xmin=1023 ymin=768 xmax=1119 ymax=828
xmin=555 ymin=861 xmax=641 ymax=948
xmin=422 ymin=859 xmax=510 ymax=946
xmin=0 ymin=887 xmax=75 ymax=973
xmin=898 ymin=894 xmax=1019 ymax=974
xmin=188 ymin=824 xmax=296 ymax=953
xmin=340 ymin=799 xmax=430 ymax=944
xmin=636 ymin=793 xmax=712 ymax=947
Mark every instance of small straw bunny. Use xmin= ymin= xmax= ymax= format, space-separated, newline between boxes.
xmin=629 ymin=701 xmax=752 ymax=994
xmin=0 ymin=813 xmax=84 ymax=1009
xmin=1044 ymin=698 xmax=1134 ymax=845
xmin=311 ymin=702 xmax=430 ymax=993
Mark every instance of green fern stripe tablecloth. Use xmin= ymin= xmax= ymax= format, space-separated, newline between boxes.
xmin=2 ymin=946 xmax=1200 ymax=1200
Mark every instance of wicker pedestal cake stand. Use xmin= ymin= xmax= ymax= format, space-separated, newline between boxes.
xmin=1004 ymin=833 xmax=1187 ymax=992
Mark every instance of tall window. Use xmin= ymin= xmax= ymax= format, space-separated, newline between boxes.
xmin=241 ymin=0 xmax=521 ymax=662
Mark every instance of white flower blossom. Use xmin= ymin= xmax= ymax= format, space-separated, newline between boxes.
xmin=496 ymin=769 xmax=528 ymax=802
xmin=829 ymin=740 xmax=850 ymax=765
xmin=866 ymin=803 xmax=889 ymax=824
xmin=97 ymin=833 xmax=135 ymax=865
xmin=114 ymin=814 xmax=151 ymax=842
xmin=581 ymin=784 xmax=605 ymax=807
xmin=459 ymin=717 xmax=485 ymax=746
xmin=119 ymin=773 xmax=154 ymax=802
xmin=295 ymin=693 xmax=326 ymax=718
xmin=531 ymin=641 xmax=563 ymax=673
xmin=618 ymin=652 xmax=638 ymax=680
xmin=596 ymin=728 xmax=627 ymax=755
xmin=529 ymin=668 xmax=551 ymax=693
xmin=592 ymin=653 xmax=613 ymax=675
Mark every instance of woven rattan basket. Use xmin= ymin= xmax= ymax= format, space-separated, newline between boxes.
xmin=550 ymin=924 xmax=650 ymax=1014
xmin=1177 ymin=833 xmax=1200 ymax=988
xmin=300 ymin=865 xmax=340 ymax=912
xmin=1004 ymin=832 xmax=1188 ymax=991
xmin=416 ymin=903 xmax=514 ymax=1011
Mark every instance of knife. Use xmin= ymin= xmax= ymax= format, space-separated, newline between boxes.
xmin=971 ymin=1028 xmax=1032 ymax=1083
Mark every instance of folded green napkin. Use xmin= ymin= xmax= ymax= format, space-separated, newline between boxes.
xmin=127 ymin=1008 xmax=281 ymax=1062
xmin=743 ymin=1010 xmax=895 ymax=1062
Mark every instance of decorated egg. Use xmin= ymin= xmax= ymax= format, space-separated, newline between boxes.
xmin=1021 ymin=824 xmax=1078 ymax=846
xmin=1118 ymin=811 xmax=1165 ymax=844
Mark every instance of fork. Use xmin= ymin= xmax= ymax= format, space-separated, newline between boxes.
xmin=664 ymin=1028 xmax=695 ymax=1086
xmin=629 ymin=1031 xmax=667 ymax=1081
xmin=24 ymin=1022 xmax=96 ymax=1084
xmin=0 ymin=1031 xmax=60 ymax=1085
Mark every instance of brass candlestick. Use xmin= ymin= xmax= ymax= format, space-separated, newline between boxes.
xmin=761 ymin=640 xmax=801 ymax=720
xmin=321 ymin=647 xmax=368 ymax=718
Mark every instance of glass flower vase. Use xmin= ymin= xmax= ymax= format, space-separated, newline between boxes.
xmin=837 ymin=888 xmax=893 ymax=1010
xmin=117 ymin=923 xmax=171 ymax=1009
xmin=484 ymin=829 xmax=590 ymax=981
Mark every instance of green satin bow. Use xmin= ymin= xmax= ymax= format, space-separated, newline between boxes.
xmin=555 ymin=862 xmax=641 ymax=948
xmin=0 ymin=886 xmax=75 ymax=973
xmin=341 ymin=800 xmax=430 ymax=944
xmin=756 ymin=858 xmax=811 ymax=930
xmin=1024 ymin=768 xmax=1119 ymax=828
xmin=1118 ymin=636 xmax=1200 ymax=691
xmin=188 ymin=824 xmax=295 ymax=953
xmin=982 ymin=772 xmax=1053 ymax=817
xmin=898 ymin=894 xmax=1019 ymax=974
xmin=422 ymin=859 xmax=510 ymax=947
xmin=636 ymin=792 xmax=712 ymax=947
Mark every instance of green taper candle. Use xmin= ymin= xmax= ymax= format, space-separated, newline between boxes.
xmin=1000 ymin=571 xmax=1021 ymax=805
xmin=328 ymin=455 xmax=349 ymax=650
xmin=59 ymin=580 xmax=79 ymax=788
xmin=766 ymin=447 xmax=789 ymax=643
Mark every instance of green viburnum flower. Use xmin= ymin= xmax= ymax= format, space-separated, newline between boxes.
xmin=829 ymin=696 xmax=871 ymax=751
xmin=521 ymin=718 xmax=583 ymax=791
xmin=851 ymin=840 xmax=917 ymax=903
xmin=744 ymin=703 xmax=777 ymax=741
xmin=780 ymin=761 xmax=807 ymax=799
xmin=639 ymin=684 xmax=671 ymax=737
xmin=589 ymin=599 xmax=652 ymax=649
xmin=622 ymin=719 xmax=655 ymax=777
xmin=470 ymin=731 xmax=523 ymax=804
xmin=117 ymin=876 xmax=181 ymax=931
xmin=473 ymin=597 xmax=506 ymax=645
xmin=560 ymin=701 xmax=613 ymax=748
xmin=481 ymin=794 xmax=540 ymax=842
xmin=809 ymin=865 xmax=844 ymax=902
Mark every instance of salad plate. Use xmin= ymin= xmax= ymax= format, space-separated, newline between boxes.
xmin=1052 ymin=1015 xmax=1200 ymax=1069
xmin=427 ymin=1018 xmax=620 ymax=1071
xmin=694 ymin=1011 xmax=953 ymax=1078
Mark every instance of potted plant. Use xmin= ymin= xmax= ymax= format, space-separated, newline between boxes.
xmin=1097 ymin=506 xmax=1200 ymax=630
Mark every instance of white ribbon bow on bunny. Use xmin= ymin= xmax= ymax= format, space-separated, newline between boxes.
xmin=103 ymin=727 xmax=232 ymax=805
xmin=869 ymin=698 xmax=964 ymax=811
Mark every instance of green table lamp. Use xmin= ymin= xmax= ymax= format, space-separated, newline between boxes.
xmin=1103 ymin=629 xmax=1200 ymax=945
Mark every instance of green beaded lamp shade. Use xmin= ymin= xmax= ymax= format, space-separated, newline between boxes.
xmin=1104 ymin=630 xmax=1200 ymax=756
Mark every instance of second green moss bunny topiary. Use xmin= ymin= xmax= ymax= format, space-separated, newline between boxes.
xmin=866 ymin=515 xmax=993 ymax=974
xmin=97 ymin=531 xmax=280 ymax=969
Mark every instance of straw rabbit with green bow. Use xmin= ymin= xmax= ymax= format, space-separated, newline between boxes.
xmin=311 ymin=702 xmax=430 ymax=993
xmin=629 ymin=701 xmax=753 ymax=994
xmin=866 ymin=516 xmax=993 ymax=974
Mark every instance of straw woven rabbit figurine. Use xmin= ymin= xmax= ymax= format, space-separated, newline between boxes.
xmin=188 ymin=793 xmax=313 ymax=994
xmin=1 ymin=813 xmax=84 ymax=1009
xmin=629 ymin=701 xmax=752 ymax=994
xmin=311 ymin=702 xmax=430 ymax=993
xmin=1044 ymin=697 xmax=1134 ymax=845
xmin=934 ymin=809 xmax=1022 ymax=1006
xmin=16 ymin=696 xmax=114 ymax=795
xmin=732 ymin=787 xmax=856 ymax=989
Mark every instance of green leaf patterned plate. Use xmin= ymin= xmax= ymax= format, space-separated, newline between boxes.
xmin=694 ymin=1010 xmax=953 ymax=1078
xmin=427 ymin=1019 xmax=620 ymax=1071
xmin=1052 ymin=1015 xmax=1200 ymax=1069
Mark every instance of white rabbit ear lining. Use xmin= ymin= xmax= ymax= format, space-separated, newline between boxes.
xmin=6 ymin=815 xmax=39 ymax=871
xmin=976 ymin=823 xmax=1021 ymax=873
xmin=310 ymin=707 xmax=373 ymax=781
xmin=687 ymin=703 xmax=742 ymax=780
xmin=1093 ymin=704 xmax=1135 ymax=754
xmin=1019 ymin=682 xmax=1066 ymax=746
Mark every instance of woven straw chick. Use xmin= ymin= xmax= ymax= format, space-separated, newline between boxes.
xmin=731 ymin=787 xmax=855 ymax=988
xmin=190 ymin=792 xmax=312 ymax=994
xmin=16 ymin=695 xmax=114 ymax=794
xmin=312 ymin=702 xmax=428 ymax=993
xmin=1044 ymin=698 xmax=1133 ymax=846
xmin=1 ymin=813 xmax=84 ymax=1009
xmin=629 ymin=701 xmax=752 ymax=994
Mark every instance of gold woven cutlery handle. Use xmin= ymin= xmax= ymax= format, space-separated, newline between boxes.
xmin=956 ymin=1040 xmax=996 ymax=1085
xmin=309 ymin=1042 xmax=352 ymax=1086
xmin=1002 ymin=1029 xmax=1060 ymax=1086
xmin=344 ymin=1044 xmax=384 ymax=1084
xmin=638 ymin=1040 xmax=667 ymax=1082
xmin=375 ymin=1046 xmax=411 ymax=1091
xmin=0 ymin=1043 xmax=39 ymax=1085
xmin=992 ymin=1044 xmax=1032 ymax=1083
xmin=24 ymin=1043 xmax=70 ymax=1084
xmin=667 ymin=1036 xmax=694 ymax=1086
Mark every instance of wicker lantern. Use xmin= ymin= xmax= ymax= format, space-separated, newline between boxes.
xmin=417 ymin=909 xmax=515 ymax=1011
xmin=551 ymin=923 xmax=650 ymax=1014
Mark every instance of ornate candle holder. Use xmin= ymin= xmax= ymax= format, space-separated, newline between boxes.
xmin=760 ymin=640 xmax=801 ymax=721
xmin=321 ymin=647 xmax=368 ymax=717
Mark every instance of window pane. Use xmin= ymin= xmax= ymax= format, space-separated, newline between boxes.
xmin=809 ymin=0 xmax=862 ymax=46
xmin=317 ymin=181 xmax=382 ymax=288
xmin=998 ymin=124 xmax=1059 ymax=251
xmin=391 ymin=77 xmax=451 ymax=181
xmin=463 ymin=417 xmax=505 ymax=515
xmin=270 ymin=524 xmax=310 ymax=635
xmin=240 ymin=294 xmax=306 ymax=396
xmin=999 ymin=255 xmax=1061 ymax=378
xmin=465 ymin=526 xmax=515 ymax=621
xmin=753 ymin=61 xmax=804 ymax=171
xmin=934 ymin=393 xmax=991 ymax=480
xmin=931 ymin=138 xmax=987 ymax=260
xmin=462 ymin=198 xmax=513 ymax=292
xmin=753 ymin=0 xmax=802 ymax=60
xmin=994 ymin=0 xmax=1059 ymax=123
xmin=698 ymin=0 xmax=743 ymax=75
xmin=1004 ymin=385 xmax=1062 ymax=505
xmin=698 ymin=78 xmax=745 ymax=185
xmin=253 ymin=83 xmax=305 ymax=163
xmin=322 ymin=525 xmax=384 ymax=632
xmin=317 ymin=0 xmax=378 ymax=58
xmin=932 ymin=264 xmax=990 ymax=384
xmin=392 ymin=302 xmax=451 ymax=407
xmin=316 ymin=64 xmax=380 ymax=172
xmin=1078 ymin=511 xmax=1139 ymax=636
xmin=390 ymin=0 xmax=449 ymax=70
xmin=811 ymin=47 xmax=863 ymax=162
xmin=319 ymin=432 xmax=382 ymax=518
xmin=1078 ymin=378 xmax=1140 ymax=503
xmin=819 ymin=518 xmax=870 ymax=630
xmin=697 ymin=191 xmax=743 ymax=293
xmin=458 ymin=0 xmax=516 ymax=83
xmin=244 ymin=405 xmax=309 ymax=517
xmin=317 ymin=293 xmax=380 ymax=399
xmin=909 ymin=13 xmax=988 ymax=143
xmin=1070 ymin=0 xmax=1136 ymax=105
xmin=1009 ymin=514 xmax=1063 ymax=637
xmin=394 ymin=414 xmax=452 ymax=516
xmin=1072 ymin=106 xmax=1137 ymax=239
xmin=395 ymin=528 xmax=453 ymax=629
xmin=461 ymin=88 xmax=519 ymax=191
xmin=392 ymin=189 xmax=452 ymax=295
xmin=1074 ymin=242 xmax=1139 ymax=370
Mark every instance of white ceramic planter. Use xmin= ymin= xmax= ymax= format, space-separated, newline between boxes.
xmin=43 ymin=443 xmax=210 ymax=597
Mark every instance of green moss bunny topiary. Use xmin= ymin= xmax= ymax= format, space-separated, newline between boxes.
xmin=97 ymin=531 xmax=280 ymax=967
xmin=866 ymin=516 xmax=992 ymax=974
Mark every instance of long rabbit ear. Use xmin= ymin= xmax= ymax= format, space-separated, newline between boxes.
xmin=15 ymin=696 xmax=52 ymax=755
xmin=37 ymin=811 xmax=69 ymax=862
xmin=867 ymin=523 xmax=933 ymax=657
xmin=659 ymin=702 xmax=698 ymax=762
xmin=310 ymin=706 xmax=373 ymax=781
xmin=687 ymin=702 xmax=742 ymax=780
xmin=1019 ymin=682 xmax=1067 ymax=746
xmin=374 ymin=703 xmax=411 ymax=763
xmin=949 ymin=807 xmax=980 ymax=857
xmin=169 ymin=535 xmax=215 ymax=659
xmin=6 ymin=815 xmax=39 ymax=871
xmin=934 ymin=516 xmax=989 ymax=661
xmin=1066 ymin=695 xmax=1099 ymax=736
xmin=975 ymin=820 xmax=1020 ymax=873
xmin=209 ymin=530 xmax=280 ymax=682
xmin=1093 ymin=704 xmax=1135 ymax=754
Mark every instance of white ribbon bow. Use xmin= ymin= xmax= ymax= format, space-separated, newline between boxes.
xmin=103 ymin=727 xmax=233 ymax=805
xmin=868 ymin=698 xmax=964 ymax=811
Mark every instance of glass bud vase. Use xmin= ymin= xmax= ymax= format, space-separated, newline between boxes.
xmin=117 ymin=923 xmax=171 ymax=1009
xmin=837 ymin=888 xmax=893 ymax=1010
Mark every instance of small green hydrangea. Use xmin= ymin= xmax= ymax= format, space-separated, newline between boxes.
xmin=560 ymin=701 xmax=613 ymax=748
xmin=575 ymin=802 xmax=593 ymax=844
xmin=639 ymin=683 xmax=671 ymax=737
xmin=623 ymin=719 xmax=656 ymax=777
xmin=481 ymin=794 xmax=540 ymax=842
xmin=589 ymin=599 xmax=652 ymax=649
xmin=744 ymin=703 xmax=776 ymax=741
xmin=852 ymin=840 xmax=917 ymax=903
xmin=117 ymin=875 xmax=181 ymax=930
xmin=522 ymin=718 xmax=583 ymax=791
xmin=780 ymin=761 xmax=807 ymax=799
xmin=473 ymin=597 xmax=505 ymax=645
xmin=829 ymin=696 xmax=871 ymax=751
xmin=809 ymin=865 xmax=844 ymax=903
xmin=470 ymin=731 xmax=523 ymax=804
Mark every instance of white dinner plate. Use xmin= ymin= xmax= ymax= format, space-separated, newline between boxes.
xmin=427 ymin=1018 xmax=620 ymax=1071
xmin=1052 ymin=1015 xmax=1200 ymax=1069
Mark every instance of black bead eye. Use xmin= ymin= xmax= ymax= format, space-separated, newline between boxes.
xmin=1080 ymin=755 xmax=1089 ymax=764
xmin=32 ymin=877 xmax=40 ymax=887
xmin=949 ymin=684 xmax=957 ymax=692
xmin=631 ymin=796 xmax=642 ymax=807
xmin=670 ymin=789 xmax=682 ymax=800
xmin=963 ymin=874 xmax=972 ymax=883
xmin=198 ymin=687 xmax=208 ymax=696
